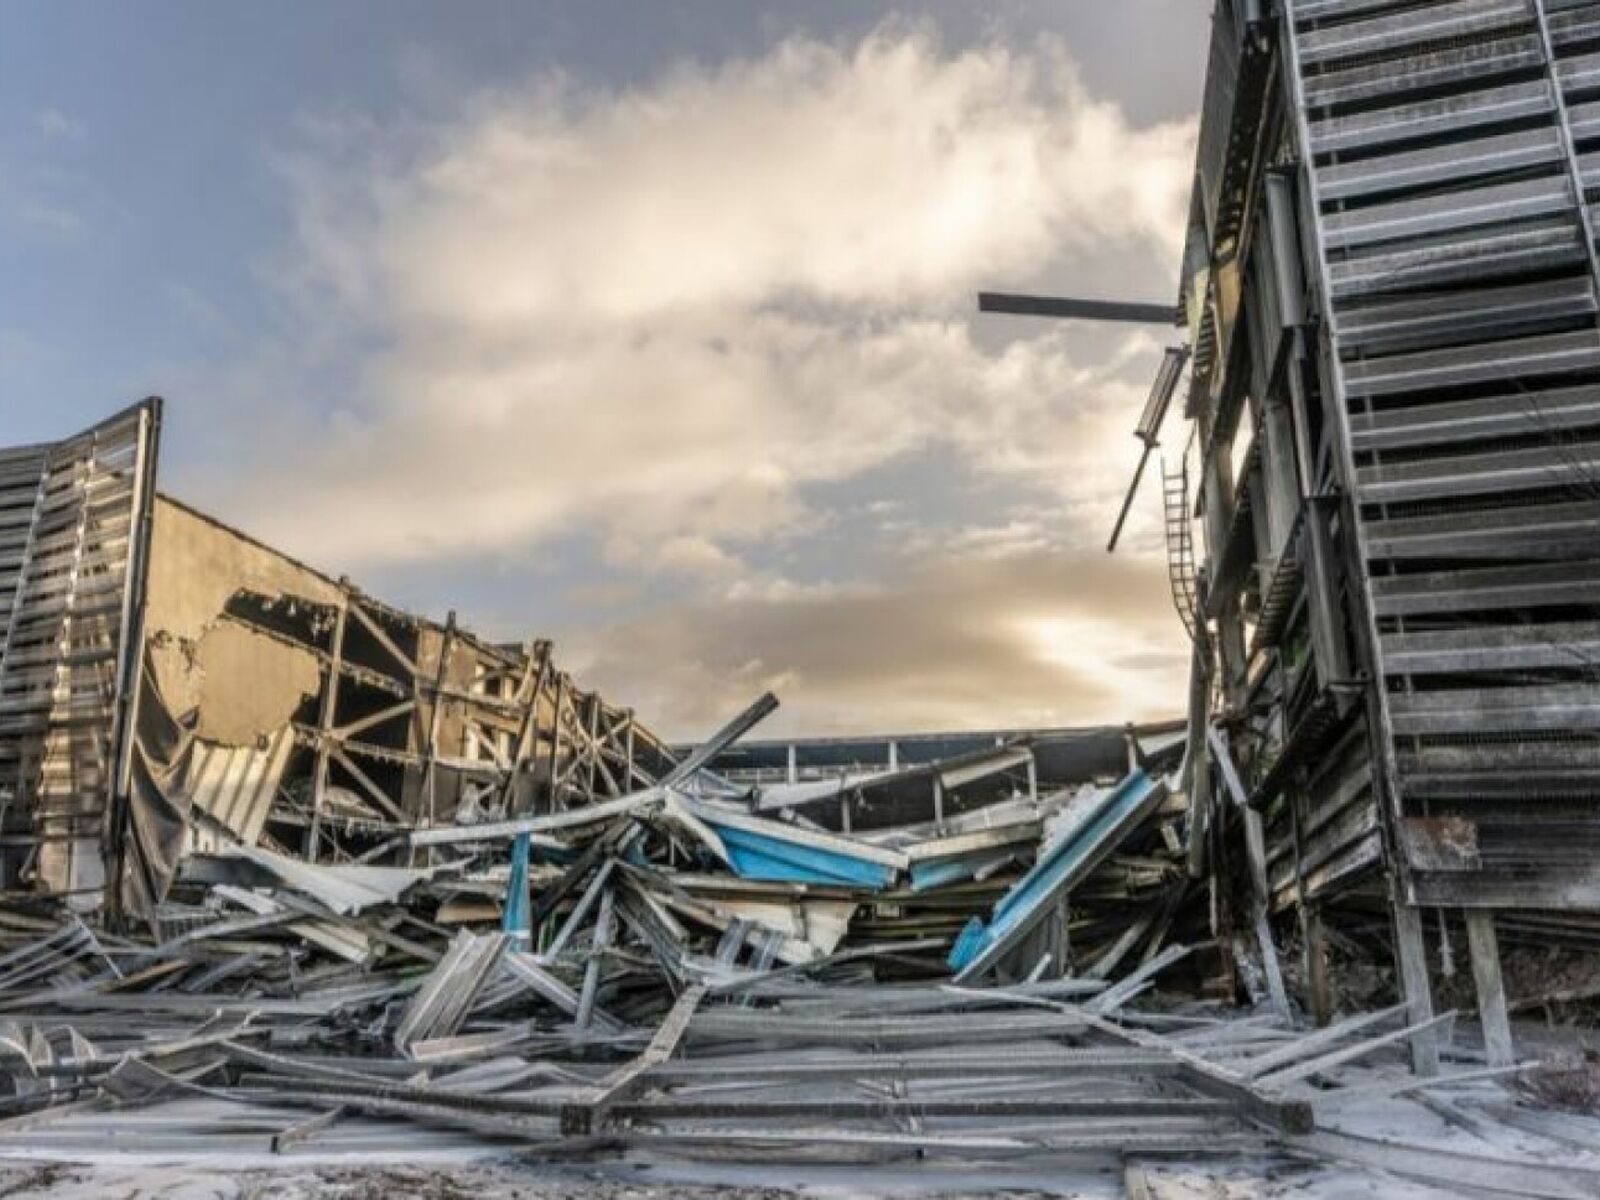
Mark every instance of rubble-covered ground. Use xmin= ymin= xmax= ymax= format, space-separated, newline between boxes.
xmin=1 ymin=1036 xmax=1599 ymax=1199
xmin=1 ymin=1089 xmax=1598 ymax=1200
xmin=1 ymin=756 xmax=1598 ymax=1199
xmin=0 ymin=1157 xmax=1526 ymax=1199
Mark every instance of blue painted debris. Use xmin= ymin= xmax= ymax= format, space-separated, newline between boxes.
xmin=909 ymin=848 xmax=1017 ymax=892
xmin=717 ymin=826 xmax=897 ymax=888
xmin=502 ymin=831 xmax=532 ymax=943
xmin=686 ymin=801 xmax=907 ymax=889
xmin=949 ymin=768 xmax=1166 ymax=979
xmin=949 ymin=913 xmax=988 ymax=967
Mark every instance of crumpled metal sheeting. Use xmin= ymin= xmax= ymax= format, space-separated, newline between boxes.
xmin=590 ymin=764 xmax=1200 ymax=987
xmin=0 ymin=969 xmax=1309 ymax=1167
xmin=0 ymin=919 xmax=117 ymax=998
xmin=0 ymin=682 xmax=1220 ymax=1176
xmin=209 ymin=842 xmax=431 ymax=916
xmin=950 ymin=769 xmax=1169 ymax=981
xmin=394 ymin=931 xmax=511 ymax=1054
xmin=0 ymin=809 xmax=1589 ymax=1195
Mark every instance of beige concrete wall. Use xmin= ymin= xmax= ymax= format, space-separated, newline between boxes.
xmin=145 ymin=497 xmax=338 ymax=744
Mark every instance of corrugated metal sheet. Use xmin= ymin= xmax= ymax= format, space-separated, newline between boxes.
xmin=1285 ymin=0 xmax=1600 ymax=903
xmin=212 ymin=841 xmax=428 ymax=915
xmin=950 ymin=769 xmax=1166 ymax=980
xmin=0 ymin=400 xmax=160 ymax=904
xmin=183 ymin=729 xmax=294 ymax=852
xmin=684 ymin=799 xmax=907 ymax=889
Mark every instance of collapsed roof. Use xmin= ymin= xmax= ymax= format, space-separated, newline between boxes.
xmin=0 ymin=399 xmax=674 ymax=915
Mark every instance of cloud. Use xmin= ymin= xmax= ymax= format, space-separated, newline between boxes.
xmin=35 ymin=109 xmax=85 ymax=143
xmin=191 ymin=27 xmax=1192 ymax=571
xmin=0 ymin=328 xmax=45 ymax=374
xmin=173 ymin=24 xmax=1198 ymax=735
xmin=279 ymin=33 xmax=1190 ymax=323
xmin=0 ymin=116 xmax=88 ymax=237
xmin=0 ymin=186 xmax=82 ymax=236
xmin=561 ymin=542 xmax=1189 ymax=738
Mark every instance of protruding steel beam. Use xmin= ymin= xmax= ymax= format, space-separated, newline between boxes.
xmin=978 ymin=292 xmax=1179 ymax=325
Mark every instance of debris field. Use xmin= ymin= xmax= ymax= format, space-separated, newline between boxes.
xmin=7 ymin=0 xmax=1600 ymax=1193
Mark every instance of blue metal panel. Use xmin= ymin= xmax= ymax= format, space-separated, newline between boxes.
xmin=502 ymin=832 xmax=531 ymax=944
xmin=909 ymin=848 xmax=1016 ymax=892
xmin=911 ymin=858 xmax=980 ymax=891
xmin=708 ymin=823 xmax=897 ymax=888
xmin=950 ymin=916 xmax=987 ymax=967
xmin=949 ymin=769 xmax=1161 ymax=972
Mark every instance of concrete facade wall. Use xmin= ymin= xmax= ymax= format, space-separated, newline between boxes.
xmin=145 ymin=496 xmax=340 ymax=739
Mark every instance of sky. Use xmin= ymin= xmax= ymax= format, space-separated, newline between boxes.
xmin=0 ymin=2 xmax=1210 ymax=740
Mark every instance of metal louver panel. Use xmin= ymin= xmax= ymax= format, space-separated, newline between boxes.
xmin=1285 ymin=0 xmax=1600 ymax=903
xmin=0 ymin=399 xmax=160 ymax=906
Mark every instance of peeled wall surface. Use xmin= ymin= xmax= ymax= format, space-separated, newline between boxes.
xmin=192 ymin=621 xmax=319 ymax=746
xmin=132 ymin=497 xmax=341 ymax=901
xmin=144 ymin=496 xmax=341 ymax=720
xmin=3 ymin=425 xmax=669 ymax=916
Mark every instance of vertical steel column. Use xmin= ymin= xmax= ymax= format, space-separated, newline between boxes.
xmin=623 ymin=709 xmax=637 ymax=790
xmin=1276 ymin=0 xmax=1402 ymax=832
xmin=307 ymin=595 xmax=349 ymax=862
xmin=105 ymin=400 xmax=162 ymax=912
xmin=1393 ymin=903 xmax=1441 ymax=1076
xmin=1532 ymin=0 xmax=1600 ymax=307
xmin=1465 ymin=912 xmax=1515 ymax=1068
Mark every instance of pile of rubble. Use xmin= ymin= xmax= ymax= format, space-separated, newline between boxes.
xmin=3 ymin=884 xmax=1600 ymax=1198
xmin=5 ymin=404 xmax=1600 ymax=1194
xmin=2 ymin=690 xmax=1599 ymax=1198
xmin=0 ymin=684 xmax=1205 ymax=1049
xmin=0 ymin=687 xmax=1285 ymax=1165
